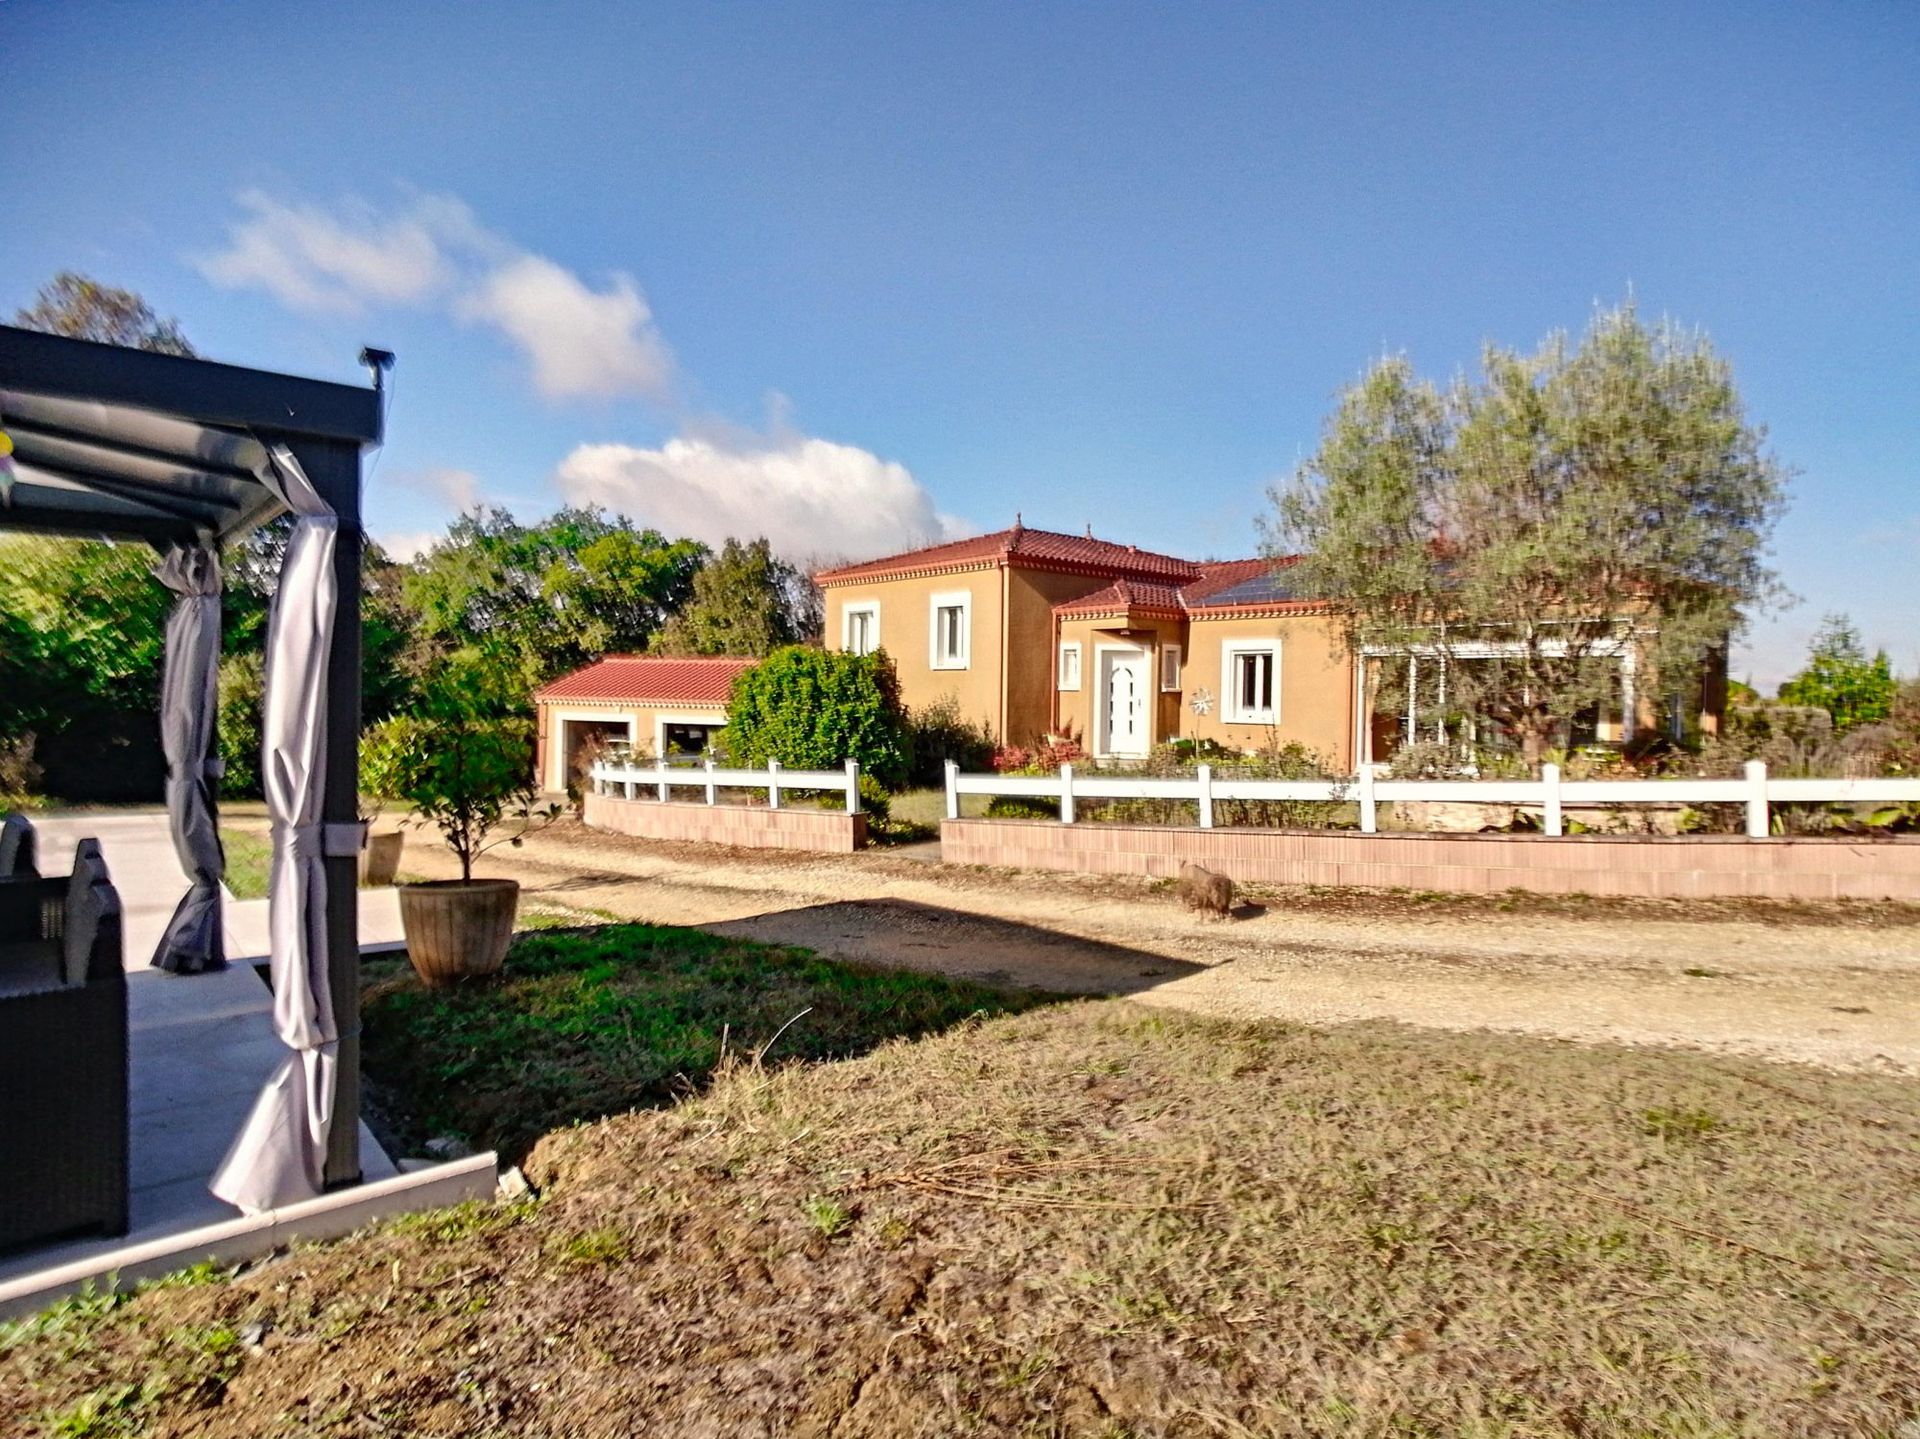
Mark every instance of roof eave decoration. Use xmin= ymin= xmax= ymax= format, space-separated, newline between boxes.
xmin=815 ymin=555 xmax=1006 ymax=586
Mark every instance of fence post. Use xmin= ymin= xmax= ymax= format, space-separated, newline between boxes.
xmin=944 ymin=760 xmax=960 ymax=821
xmin=1745 ymin=759 xmax=1769 ymax=838
xmin=1059 ymin=763 xmax=1076 ymax=824
xmin=623 ymin=766 xmax=636 ymax=801
xmin=845 ymin=759 xmax=861 ymax=815
xmin=1357 ymin=765 xmax=1376 ymax=834
xmin=704 ymin=758 xmax=717 ymax=806
xmin=655 ymin=757 xmax=669 ymax=804
xmin=1197 ymin=763 xmax=1214 ymax=830
xmin=768 ymin=759 xmax=783 ymax=810
xmin=1541 ymin=762 xmax=1563 ymax=837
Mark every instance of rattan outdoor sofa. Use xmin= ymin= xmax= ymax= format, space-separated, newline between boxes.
xmin=0 ymin=838 xmax=129 ymax=1250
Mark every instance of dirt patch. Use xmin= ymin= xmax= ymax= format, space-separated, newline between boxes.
xmin=377 ymin=818 xmax=1920 ymax=1074
xmin=6 ymin=1004 xmax=1917 ymax=1436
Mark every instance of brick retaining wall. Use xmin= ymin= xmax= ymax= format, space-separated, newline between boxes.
xmin=585 ymin=792 xmax=867 ymax=854
xmin=939 ymin=819 xmax=1920 ymax=901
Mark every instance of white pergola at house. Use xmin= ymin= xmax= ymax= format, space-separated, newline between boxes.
xmin=0 ymin=323 xmax=377 ymax=1213
xmin=1352 ymin=637 xmax=1639 ymax=766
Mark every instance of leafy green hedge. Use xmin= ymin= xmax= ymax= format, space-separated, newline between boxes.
xmin=725 ymin=646 xmax=910 ymax=789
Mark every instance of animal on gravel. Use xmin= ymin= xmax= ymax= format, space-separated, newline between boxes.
xmin=1176 ymin=862 xmax=1235 ymax=917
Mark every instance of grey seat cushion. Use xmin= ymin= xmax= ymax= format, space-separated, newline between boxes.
xmin=0 ymin=814 xmax=34 ymax=879
xmin=62 ymin=841 xmax=118 ymax=986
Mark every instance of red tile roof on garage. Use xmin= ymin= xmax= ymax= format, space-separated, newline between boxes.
xmin=815 ymin=522 xmax=1202 ymax=585
xmin=534 ymin=655 xmax=753 ymax=706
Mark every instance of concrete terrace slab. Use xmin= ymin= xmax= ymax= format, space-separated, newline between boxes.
xmin=1 ymin=812 xmax=454 ymax=1312
xmin=27 ymin=810 xmax=407 ymax=969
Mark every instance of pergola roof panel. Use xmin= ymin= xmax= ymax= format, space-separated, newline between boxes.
xmin=0 ymin=325 xmax=380 ymax=547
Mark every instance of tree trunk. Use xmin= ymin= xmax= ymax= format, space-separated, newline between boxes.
xmin=1518 ymin=718 xmax=1554 ymax=771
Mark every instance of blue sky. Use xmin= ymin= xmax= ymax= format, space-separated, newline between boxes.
xmin=3 ymin=2 xmax=1914 ymax=685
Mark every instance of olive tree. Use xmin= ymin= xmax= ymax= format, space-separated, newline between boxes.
xmin=1268 ymin=302 xmax=1788 ymax=766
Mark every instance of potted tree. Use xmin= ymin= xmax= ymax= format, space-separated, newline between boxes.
xmin=361 ymin=708 xmax=557 ymax=986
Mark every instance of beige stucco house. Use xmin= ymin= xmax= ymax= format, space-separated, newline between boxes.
xmin=817 ymin=524 xmax=1706 ymax=770
xmin=533 ymin=655 xmax=753 ymax=792
xmin=533 ymin=524 xmax=1719 ymax=789
xmin=815 ymin=525 xmax=1383 ymax=768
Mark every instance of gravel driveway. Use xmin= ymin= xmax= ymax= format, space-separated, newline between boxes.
xmin=396 ymin=819 xmax=1920 ymax=1075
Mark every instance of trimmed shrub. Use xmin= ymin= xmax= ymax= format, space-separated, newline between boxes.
xmin=725 ymin=646 xmax=910 ymax=790
xmin=905 ymin=694 xmax=995 ymax=787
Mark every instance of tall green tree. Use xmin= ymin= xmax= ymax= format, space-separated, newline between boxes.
xmin=0 ymin=537 xmax=170 ymax=728
xmin=1269 ymin=301 xmax=1789 ymax=764
xmin=15 ymin=272 xmax=196 ymax=355
xmin=0 ymin=536 xmax=173 ymax=797
xmin=404 ymin=505 xmax=704 ymax=712
xmin=1777 ymin=614 xmax=1896 ymax=732
xmin=653 ymin=537 xmax=814 ymax=656
xmin=548 ymin=528 xmax=707 ymax=658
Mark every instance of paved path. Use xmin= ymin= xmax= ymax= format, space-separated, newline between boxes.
xmin=28 ymin=810 xmax=404 ymax=970
xmin=1 ymin=813 xmax=399 ymax=1285
xmin=408 ymin=819 xmax=1920 ymax=1076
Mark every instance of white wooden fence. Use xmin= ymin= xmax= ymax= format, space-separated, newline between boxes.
xmin=591 ymin=758 xmax=863 ymax=814
xmin=944 ymin=759 xmax=1920 ymax=838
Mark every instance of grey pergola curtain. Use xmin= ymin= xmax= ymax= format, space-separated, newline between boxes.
xmin=151 ymin=541 xmax=226 ymax=974
xmin=211 ymin=446 xmax=340 ymax=1212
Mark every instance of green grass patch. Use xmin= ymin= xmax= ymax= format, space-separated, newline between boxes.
xmin=217 ymin=827 xmax=271 ymax=901
xmin=360 ymin=922 xmax=1061 ymax=1161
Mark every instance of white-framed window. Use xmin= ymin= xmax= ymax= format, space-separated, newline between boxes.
xmin=930 ymin=590 xmax=971 ymax=669
xmin=1222 ymin=641 xmax=1279 ymax=724
xmin=1058 ymin=641 xmax=1082 ymax=691
xmin=842 ymin=601 xmax=880 ymax=656
xmin=1160 ymin=643 xmax=1183 ymax=692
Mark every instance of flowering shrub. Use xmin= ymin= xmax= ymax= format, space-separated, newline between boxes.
xmin=985 ymin=728 xmax=1086 ymax=818
xmin=992 ymin=727 xmax=1085 ymax=774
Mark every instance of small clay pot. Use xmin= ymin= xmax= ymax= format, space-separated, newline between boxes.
xmin=358 ymin=831 xmax=405 ymax=887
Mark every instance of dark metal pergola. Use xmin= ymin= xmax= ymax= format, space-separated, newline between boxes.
xmin=0 ymin=323 xmax=380 ymax=1191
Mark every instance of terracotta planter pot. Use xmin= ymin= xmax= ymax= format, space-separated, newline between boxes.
xmin=397 ymin=878 xmax=519 ymax=987
xmin=358 ymin=831 xmax=405 ymax=887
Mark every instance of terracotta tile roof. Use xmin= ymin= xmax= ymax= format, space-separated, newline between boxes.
xmin=816 ymin=524 xmax=1202 ymax=585
xmin=1053 ymin=579 xmax=1190 ymax=618
xmin=534 ymin=655 xmax=753 ymax=706
xmin=1051 ymin=556 xmax=1320 ymax=618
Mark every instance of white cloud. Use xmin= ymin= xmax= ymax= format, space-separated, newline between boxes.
xmin=198 ymin=190 xmax=672 ymax=401
xmin=202 ymin=191 xmax=963 ymax=555
xmin=375 ymin=530 xmax=440 ymax=563
xmin=1862 ymin=515 xmax=1920 ymax=551
xmin=195 ymin=191 xmax=470 ymax=313
xmin=459 ymin=255 xmax=672 ymax=402
xmin=554 ymin=428 xmax=968 ymax=560
xmin=415 ymin=466 xmax=483 ymax=514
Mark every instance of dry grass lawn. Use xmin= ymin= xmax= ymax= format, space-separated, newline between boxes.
xmin=4 ymin=1001 xmax=1917 ymax=1436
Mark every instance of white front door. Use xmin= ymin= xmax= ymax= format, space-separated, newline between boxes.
xmin=1100 ymin=649 xmax=1149 ymax=758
